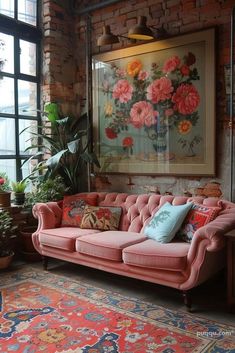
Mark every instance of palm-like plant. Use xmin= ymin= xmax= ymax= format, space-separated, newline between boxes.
xmin=22 ymin=103 xmax=100 ymax=194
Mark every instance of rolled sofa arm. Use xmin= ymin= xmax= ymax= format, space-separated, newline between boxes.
xmin=33 ymin=202 xmax=62 ymax=231
xmin=188 ymin=207 xmax=235 ymax=263
xmin=32 ymin=202 xmax=62 ymax=255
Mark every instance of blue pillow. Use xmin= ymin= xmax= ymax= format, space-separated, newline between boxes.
xmin=144 ymin=202 xmax=193 ymax=243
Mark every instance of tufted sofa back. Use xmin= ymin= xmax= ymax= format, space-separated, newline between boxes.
xmin=94 ymin=192 xmax=202 ymax=233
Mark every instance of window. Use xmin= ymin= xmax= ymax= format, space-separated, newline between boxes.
xmin=0 ymin=0 xmax=40 ymax=182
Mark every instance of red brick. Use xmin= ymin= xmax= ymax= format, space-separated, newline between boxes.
xmin=181 ymin=10 xmax=199 ymax=24
xmin=167 ymin=0 xmax=180 ymax=7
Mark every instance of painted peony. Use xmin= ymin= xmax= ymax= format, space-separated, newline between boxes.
xmin=105 ymin=127 xmax=117 ymax=139
xmin=122 ymin=136 xmax=133 ymax=147
xmin=112 ymin=79 xmax=133 ymax=103
xmin=104 ymin=101 xmax=113 ymax=116
xmin=178 ymin=120 xmax=192 ymax=135
xmin=138 ymin=70 xmax=149 ymax=81
xmin=172 ymin=83 xmax=200 ymax=115
xmin=147 ymin=77 xmax=174 ymax=104
xmin=162 ymin=55 xmax=181 ymax=73
xmin=130 ymin=101 xmax=158 ymax=129
xmin=127 ymin=59 xmax=142 ymax=77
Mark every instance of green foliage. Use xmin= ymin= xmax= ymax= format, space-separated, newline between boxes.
xmin=11 ymin=180 xmax=28 ymax=193
xmin=24 ymin=176 xmax=67 ymax=208
xmin=22 ymin=103 xmax=100 ymax=194
xmin=0 ymin=211 xmax=17 ymax=257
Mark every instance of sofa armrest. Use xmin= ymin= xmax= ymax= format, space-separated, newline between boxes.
xmin=188 ymin=208 xmax=235 ymax=263
xmin=33 ymin=202 xmax=62 ymax=231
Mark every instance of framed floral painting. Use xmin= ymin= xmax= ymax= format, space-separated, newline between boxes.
xmin=92 ymin=28 xmax=215 ymax=175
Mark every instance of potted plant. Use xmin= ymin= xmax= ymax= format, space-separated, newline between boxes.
xmin=0 ymin=172 xmax=11 ymax=207
xmin=22 ymin=102 xmax=100 ymax=194
xmin=11 ymin=180 xmax=28 ymax=205
xmin=0 ymin=210 xmax=17 ymax=269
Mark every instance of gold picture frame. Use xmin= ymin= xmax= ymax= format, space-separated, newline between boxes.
xmin=92 ymin=28 xmax=215 ymax=176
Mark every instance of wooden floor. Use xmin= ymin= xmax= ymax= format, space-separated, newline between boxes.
xmin=6 ymin=258 xmax=235 ymax=326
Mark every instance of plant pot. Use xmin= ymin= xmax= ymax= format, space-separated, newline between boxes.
xmin=0 ymin=192 xmax=11 ymax=207
xmin=0 ymin=252 xmax=14 ymax=269
xmin=19 ymin=226 xmax=41 ymax=261
xmin=14 ymin=192 xmax=25 ymax=205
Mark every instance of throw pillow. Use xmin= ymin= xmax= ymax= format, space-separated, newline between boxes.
xmin=80 ymin=205 xmax=122 ymax=231
xmin=177 ymin=203 xmax=221 ymax=242
xmin=61 ymin=193 xmax=98 ymax=227
xmin=143 ymin=201 xmax=193 ymax=243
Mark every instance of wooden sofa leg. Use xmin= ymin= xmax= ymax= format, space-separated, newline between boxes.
xmin=42 ymin=256 xmax=49 ymax=270
xmin=182 ymin=290 xmax=192 ymax=312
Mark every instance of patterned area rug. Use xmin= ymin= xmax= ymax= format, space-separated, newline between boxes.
xmin=0 ymin=268 xmax=234 ymax=353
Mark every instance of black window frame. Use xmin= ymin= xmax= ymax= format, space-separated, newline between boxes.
xmin=0 ymin=0 xmax=41 ymax=181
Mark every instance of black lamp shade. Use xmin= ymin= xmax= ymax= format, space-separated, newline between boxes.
xmin=128 ymin=16 xmax=154 ymax=40
xmin=97 ymin=25 xmax=119 ymax=46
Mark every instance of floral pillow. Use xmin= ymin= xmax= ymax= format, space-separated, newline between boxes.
xmin=61 ymin=194 xmax=98 ymax=227
xmin=80 ymin=206 xmax=122 ymax=231
xmin=177 ymin=203 xmax=221 ymax=242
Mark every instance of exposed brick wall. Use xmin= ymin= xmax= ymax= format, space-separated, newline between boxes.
xmin=41 ymin=0 xmax=78 ymax=116
xmin=42 ymin=0 xmax=235 ymax=198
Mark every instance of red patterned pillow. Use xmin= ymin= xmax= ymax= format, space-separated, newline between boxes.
xmin=61 ymin=193 xmax=97 ymax=227
xmin=177 ymin=203 xmax=221 ymax=242
xmin=80 ymin=206 xmax=122 ymax=231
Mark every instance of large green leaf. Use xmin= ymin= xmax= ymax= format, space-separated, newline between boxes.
xmin=67 ymin=139 xmax=80 ymax=153
xmin=46 ymin=149 xmax=67 ymax=168
xmin=44 ymin=102 xmax=59 ymax=122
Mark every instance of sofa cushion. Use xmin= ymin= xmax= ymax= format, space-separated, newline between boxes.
xmin=76 ymin=231 xmax=147 ymax=261
xmin=80 ymin=206 xmax=122 ymax=231
xmin=143 ymin=202 xmax=192 ymax=243
xmin=177 ymin=203 xmax=221 ymax=243
xmin=61 ymin=193 xmax=97 ymax=227
xmin=123 ymin=239 xmax=190 ymax=271
xmin=39 ymin=227 xmax=101 ymax=252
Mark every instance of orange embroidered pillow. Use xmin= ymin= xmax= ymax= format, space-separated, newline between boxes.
xmin=80 ymin=206 xmax=122 ymax=231
xmin=177 ymin=203 xmax=221 ymax=242
xmin=61 ymin=193 xmax=98 ymax=227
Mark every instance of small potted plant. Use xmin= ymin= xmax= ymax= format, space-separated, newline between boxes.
xmin=0 ymin=172 xmax=11 ymax=207
xmin=0 ymin=210 xmax=17 ymax=269
xmin=11 ymin=180 xmax=28 ymax=205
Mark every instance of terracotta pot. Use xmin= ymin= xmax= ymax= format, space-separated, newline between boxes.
xmin=0 ymin=192 xmax=11 ymax=207
xmin=19 ymin=226 xmax=41 ymax=261
xmin=0 ymin=252 xmax=14 ymax=269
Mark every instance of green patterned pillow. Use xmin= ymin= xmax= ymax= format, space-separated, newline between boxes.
xmin=80 ymin=205 xmax=122 ymax=231
xmin=144 ymin=201 xmax=193 ymax=243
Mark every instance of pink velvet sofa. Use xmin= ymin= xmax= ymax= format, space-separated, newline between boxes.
xmin=32 ymin=192 xmax=235 ymax=309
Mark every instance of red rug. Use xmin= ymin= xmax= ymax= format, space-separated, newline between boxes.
xmin=0 ymin=268 xmax=234 ymax=353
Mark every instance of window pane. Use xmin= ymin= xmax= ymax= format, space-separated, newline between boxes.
xmin=18 ymin=80 xmax=37 ymax=116
xmin=18 ymin=0 xmax=37 ymax=26
xmin=20 ymin=39 xmax=36 ymax=76
xmin=0 ymin=159 xmax=16 ymax=181
xmin=19 ymin=119 xmax=38 ymax=155
xmin=0 ymin=0 xmax=14 ymax=18
xmin=0 ymin=117 xmax=15 ymax=155
xmin=0 ymin=32 xmax=14 ymax=74
xmin=0 ymin=77 xmax=15 ymax=114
